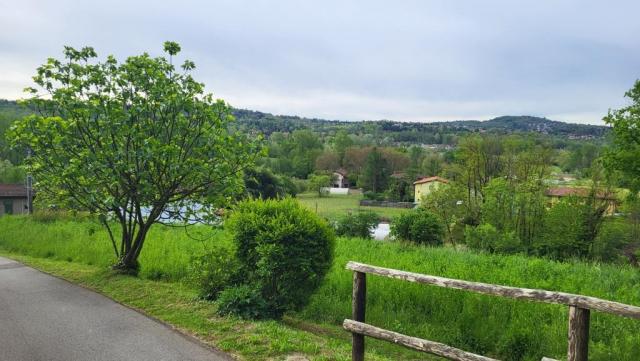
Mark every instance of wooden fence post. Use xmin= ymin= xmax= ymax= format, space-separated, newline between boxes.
xmin=567 ymin=306 xmax=590 ymax=361
xmin=352 ymin=271 xmax=366 ymax=361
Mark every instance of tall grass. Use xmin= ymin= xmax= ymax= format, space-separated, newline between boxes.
xmin=298 ymin=238 xmax=640 ymax=360
xmin=1 ymin=215 xmax=639 ymax=360
xmin=0 ymin=215 xmax=224 ymax=280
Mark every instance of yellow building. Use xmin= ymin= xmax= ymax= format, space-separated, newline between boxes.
xmin=413 ymin=176 xmax=449 ymax=203
xmin=544 ymin=187 xmax=619 ymax=215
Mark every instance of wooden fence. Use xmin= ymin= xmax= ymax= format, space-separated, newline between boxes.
xmin=358 ymin=200 xmax=416 ymax=208
xmin=343 ymin=261 xmax=640 ymax=361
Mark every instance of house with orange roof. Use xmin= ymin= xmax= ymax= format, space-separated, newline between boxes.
xmin=413 ymin=176 xmax=449 ymax=203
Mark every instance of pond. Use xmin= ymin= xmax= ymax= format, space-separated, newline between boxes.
xmin=371 ymin=222 xmax=390 ymax=241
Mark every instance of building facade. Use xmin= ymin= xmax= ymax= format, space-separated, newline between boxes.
xmin=413 ymin=176 xmax=449 ymax=203
xmin=0 ymin=184 xmax=31 ymax=216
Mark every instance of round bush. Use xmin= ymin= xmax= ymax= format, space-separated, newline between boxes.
xmin=224 ymin=198 xmax=335 ymax=318
xmin=391 ymin=208 xmax=444 ymax=245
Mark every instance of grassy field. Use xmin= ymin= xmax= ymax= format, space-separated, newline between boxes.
xmin=296 ymin=192 xmax=410 ymax=221
xmin=2 ymin=215 xmax=640 ymax=360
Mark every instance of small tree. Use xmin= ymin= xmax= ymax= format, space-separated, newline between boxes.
xmin=335 ymin=211 xmax=379 ymax=239
xmin=422 ymin=183 xmax=466 ymax=244
xmin=360 ymin=147 xmax=390 ymax=193
xmin=10 ymin=43 xmax=260 ymax=272
xmin=308 ymin=173 xmax=332 ymax=197
xmin=391 ymin=208 xmax=444 ymax=245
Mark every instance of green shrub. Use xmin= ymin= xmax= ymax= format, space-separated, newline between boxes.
xmin=335 ymin=211 xmax=379 ymax=239
xmin=391 ymin=208 xmax=444 ymax=245
xmin=592 ymin=219 xmax=630 ymax=262
xmin=464 ymin=223 xmax=522 ymax=254
xmin=187 ymin=245 xmax=240 ymax=300
xmin=223 ymin=198 xmax=335 ymax=318
xmin=216 ymin=285 xmax=271 ymax=319
xmin=363 ymin=191 xmax=384 ymax=201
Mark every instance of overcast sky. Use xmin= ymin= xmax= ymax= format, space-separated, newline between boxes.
xmin=1 ymin=1 xmax=639 ymax=124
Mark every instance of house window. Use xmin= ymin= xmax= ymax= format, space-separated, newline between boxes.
xmin=3 ymin=200 xmax=13 ymax=215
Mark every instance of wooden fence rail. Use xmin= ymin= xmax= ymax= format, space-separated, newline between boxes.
xmin=344 ymin=261 xmax=640 ymax=361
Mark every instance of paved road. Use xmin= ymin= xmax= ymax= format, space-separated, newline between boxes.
xmin=0 ymin=256 xmax=231 ymax=361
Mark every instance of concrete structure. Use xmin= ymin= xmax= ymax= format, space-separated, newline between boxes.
xmin=413 ymin=176 xmax=449 ymax=203
xmin=0 ymin=184 xmax=30 ymax=216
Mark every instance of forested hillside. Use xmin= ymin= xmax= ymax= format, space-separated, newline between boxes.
xmin=232 ymin=108 xmax=609 ymax=143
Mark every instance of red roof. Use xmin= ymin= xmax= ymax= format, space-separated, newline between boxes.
xmin=413 ymin=176 xmax=449 ymax=185
xmin=0 ymin=184 xmax=28 ymax=198
xmin=545 ymin=187 xmax=616 ymax=200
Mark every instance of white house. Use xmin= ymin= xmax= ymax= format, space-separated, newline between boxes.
xmin=332 ymin=169 xmax=349 ymax=188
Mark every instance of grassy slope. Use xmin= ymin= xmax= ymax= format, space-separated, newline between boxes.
xmin=1 ymin=216 xmax=640 ymax=360
xmin=296 ymin=193 xmax=409 ymax=221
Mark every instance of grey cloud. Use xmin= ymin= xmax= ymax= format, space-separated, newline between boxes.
xmin=1 ymin=0 xmax=639 ymax=124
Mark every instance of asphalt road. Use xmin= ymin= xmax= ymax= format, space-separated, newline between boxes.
xmin=0 ymin=256 xmax=231 ymax=361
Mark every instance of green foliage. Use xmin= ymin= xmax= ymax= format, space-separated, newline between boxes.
xmin=421 ymin=184 xmax=466 ymax=243
xmin=244 ymin=167 xmax=294 ymax=199
xmin=464 ymin=223 xmax=522 ymax=254
xmin=383 ymin=176 xmax=413 ymax=202
xmin=224 ymin=198 xmax=335 ymax=318
xmin=3 ymin=217 xmax=640 ymax=360
xmin=362 ymin=191 xmax=384 ymax=201
xmin=603 ymin=80 xmax=640 ymax=191
xmin=215 ymin=285 xmax=271 ymax=319
xmin=8 ymin=44 xmax=259 ymax=270
xmin=0 ymin=159 xmax=25 ymax=183
xmin=536 ymin=193 xmax=609 ymax=260
xmin=360 ymin=147 xmax=390 ymax=193
xmin=391 ymin=208 xmax=444 ymax=245
xmin=335 ymin=211 xmax=379 ymax=239
xmin=592 ymin=219 xmax=630 ymax=262
xmin=308 ymin=174 xmax=331 ymax=197
xmin=332 ymin=129 xmax=354 ymax=165
xmin=187 ymin=246 xmax=240 ymax=300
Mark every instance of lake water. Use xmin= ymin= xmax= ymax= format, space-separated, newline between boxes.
xmin=371 ymin=222 xmax=390 ymax=240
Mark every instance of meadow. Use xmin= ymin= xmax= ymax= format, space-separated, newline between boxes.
xmin=296 ymin=192 xmax=409 ymax=221
xmin=1 ymin=215 xmax=640 ymax=360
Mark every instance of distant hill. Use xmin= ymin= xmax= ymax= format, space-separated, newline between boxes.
xmin=0 ymin=100 xmax=609 ymax=153
xmin=232 ymin=109 xmax=609 ymax=139
xmin=438 ymin=115 xmax=607 ymax=138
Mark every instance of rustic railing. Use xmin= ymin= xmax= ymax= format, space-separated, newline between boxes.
xmin=343 ymin=261 xmax=640 ymax=361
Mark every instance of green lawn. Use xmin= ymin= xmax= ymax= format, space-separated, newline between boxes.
xmin=2 ymin=215 xmax=640 ymax=361
xmin=296 ymin=192 xmax=410 ymax=221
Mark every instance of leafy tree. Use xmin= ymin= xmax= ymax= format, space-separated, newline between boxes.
xmin=9 ymin=43 xmax=259 ymax=272
xmin=422 ymin=183 xmax=466 ymax=243
xmin=290 ymin=129 xmax=323 ymax=178
xmin=422 ymin=152 xmax=443 ymax=178
xmin=360 ymin=147 xmax=390 ymax=193
xmin=0 ymin=159 xmax=25 ymax=183
xmin=391 ymin=208 xmax=444 ymax=245
xmin=244 ymin=167 xmax=289 ymax=199
xmin=314 ymin=150 xmax=340 ymax=172
xmin=308 ymin=174 xmax=332 ymax=197
xmin=384 ymin=176 xmax=413 ymax=202
xmin=332 ymin=129 xmax=353 ymax=165
xmin=335 ymin=211 xmax=379 ymax=239
xmin=603 ymin=80 xmax=640 ymax=191
xmin=464 ymin=223 xmax=521 ymax=254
